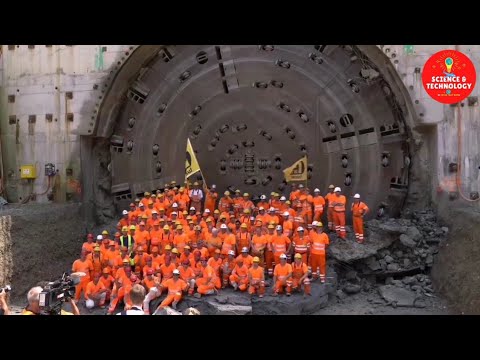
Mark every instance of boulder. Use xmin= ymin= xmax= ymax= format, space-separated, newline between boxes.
xmin=345 ymin=270 xmax=358 ymax=281
xmin=406 ymin=227 xmax=422 ymax=242
xmin=343 ymin=284 xmax=362 ymax=295
xmin=207 ymin=302 xmax=252 ymax=315
xmin=153 ymin=306 xmax=183 ymax=315
xmin=387 ymin=263 xmax=400 ymax=271
xmin=400 ymin=234 xmax=417 ymax=248
xmin=441 ymin=227 xmax=449 ymax=234
xmin=384 ymin=255 xmax=394 ymax=264
xmin=403 ymin=258 xmax=412 ymax=268
xmin=378 ymin=285 xmax=418 ymax=307
xmin=365 ymin=257 xmax=382 ymax=271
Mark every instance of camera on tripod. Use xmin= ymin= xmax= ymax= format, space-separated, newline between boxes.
xmin=39 ymin=272 xmax=80 ymax=315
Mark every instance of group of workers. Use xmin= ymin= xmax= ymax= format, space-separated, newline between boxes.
xmin=71 ymin=181 xmax=369 ymax=314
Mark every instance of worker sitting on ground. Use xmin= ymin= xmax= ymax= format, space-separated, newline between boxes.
xmin=156 ymin=269 xmax=188 ymax=310
xmin=273 ymin=254 xmax=293 ymax=296
xmin=248 ymin=257 xmax=265 ymax=298
xmin=290 ymin=253 xmax=311 ymax=296
xmin=85 ymin=273 xmax=108 ymax=310
xmin=229 ymin=258 xmax=249 ymax=291
xmin=194 ymin=257 xmax=217 ymax=298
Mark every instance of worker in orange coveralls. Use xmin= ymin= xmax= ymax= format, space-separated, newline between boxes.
xmin=290 ymin=253 xmax=311 ymax=296
xmin=273 ymin=253 xmax=293 ymax=296
xmin=309 ymin=222 xmax=329 ymax=283
xmin=156 ymin=269 xmax=188 ymax=310
xmin=248 ymin=257 xmax=265 ymax=298
xmin=351 ymin=193 xmax=369 ymax=244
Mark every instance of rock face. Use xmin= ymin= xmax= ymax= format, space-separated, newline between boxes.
xmin=207 ymin=303 xmax=252 ymax=315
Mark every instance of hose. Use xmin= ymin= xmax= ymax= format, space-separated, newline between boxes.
xmin=20 ymin=176 xmax=51 ymax=204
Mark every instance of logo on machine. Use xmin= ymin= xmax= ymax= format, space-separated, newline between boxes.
xmin=422 ymin=49 xmax=476 ymax=104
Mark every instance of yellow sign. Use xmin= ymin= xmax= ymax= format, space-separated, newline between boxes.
xmin=283 ymin=156 xmax=308 ymax=182
xmin=185 ymin=138 xmax=201 ymax=179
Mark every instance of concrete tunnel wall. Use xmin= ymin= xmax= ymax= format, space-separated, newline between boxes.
xmin=0 ymin=45 xmax=479 ymax=219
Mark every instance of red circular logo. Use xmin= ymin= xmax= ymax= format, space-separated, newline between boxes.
xmin=422 ymin=50 xmax=476 ymax=104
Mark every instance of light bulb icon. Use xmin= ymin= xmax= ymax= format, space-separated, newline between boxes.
xmin=445 ymin=57 xmax=454 ymax=73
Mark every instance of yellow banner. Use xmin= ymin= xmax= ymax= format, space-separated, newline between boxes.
xmin=283 ymin=156 xmax=308 ymax=182
xmin=185 ymin=138 xmax=201 ymax=179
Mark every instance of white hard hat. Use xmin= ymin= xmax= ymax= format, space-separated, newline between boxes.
xmin=280 ymin=254 xmax=287 ymax=259
xmin=250 ymin=216 xmax=255 ymax=220
xmin=283 ymin=211 xmax=290 ymax=216
xmin=269 ymin=207 xmax=275 ymax=212
xmin=241 ymin=247 xmax=248 ymax=253
xmin=312 ymin=221 xmax=318 ymax=226
xmin=96 ymin=235 xmax=103 ymax=240
xmin=228 ymin=250 xmax=235 ymax=256
xmin=171 ymin=212 xmax=178 ymax=216
xmin=204 ymin=209 xmax=211 ymax=213
xmin=276 ymin=225 xmax=282 ymax=231
xmin=173 ymin=269 xmax=180 ymax=275
xmin=259 ymin=207 xmax=264 ymax=211
xmin=122 ymin=210 xmax=128 ymax=215
xmin=211 ymin=184 xmax=216 ymax=189
xmin=85 ymin=299 xmax=95 ymax=309
xmin=354 ymin=193 xmax=360 ymax=199
xmin=138 ymin=203 xmax=144 ymax=207
xmin=152 ymin=210 xmax=158 ymax=214
xmin=280 ymin=196 xmax=286 ymax=201
xmin=260 ymin=195 xmax=266 ymax=200
xmin=314 ymin=188 xmax=320 ymax=193
xmin=220 ymin=224 xmax=227 ymax=229
xmin=297 ymin=226 xmax=304 ymax=232
xmin=190 ymin=207 xmax=196 ymax=211
xmin=334 ymin=187 xmax=341 ymax=192
xmin=172 ymin=203 xmax=178 ymax=207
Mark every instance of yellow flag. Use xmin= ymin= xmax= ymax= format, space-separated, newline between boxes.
xmin=283 ymin=156 xmax=308 ymax=182
xmin=185 ymin=138 xmax=201 ymax=180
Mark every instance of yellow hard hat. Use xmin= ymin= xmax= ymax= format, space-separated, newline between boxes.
xmin=235 ymin=189 xmax=241 ymax=193
xmin=243 ymin=193 xmax=249 ymax=197
xmin=241 ymin=223 xmax=248 ymax=228
xmin=183 ymin=210 xmax=188 ymax=215
xmin=164 ymin=245 xmax=172 ymax=250
xmin=243 ymin=209 xmax=250 ymax=213
xmin=144 ymin=192 xmax=150 ymax=196
xmin=171 ymin=248 xmax=179 ymax=254
xmin=224 ymin=191 xmax=230 ymax=196
xmin=214 ymin=209 xmax=220 ymax=214
xmin=163 ymin=225 xmax=170 ymax=230
xmin=129 ymin=225 xmax=136 ymax=230
xmin=193 ymin=182 xmax=199 ymax=186
xmin=176 ymin=225 xmax=183 ymax=230
xmin=316 ymin=222 xmax=323 ymax=227
xmin=253 ymin=256 xmax=260 ymax=263
xmin=328 ymin=184 xmax=335 ymax=189
xmin=294 ymin=253 xmax=302 ymax=259
xmin=268 ymin=224 xmax=275 ymax=229
xmin=94 ymin=246 xmax=101 ymax=252
xmin=102 ymin=230 xmax=109 ymax=235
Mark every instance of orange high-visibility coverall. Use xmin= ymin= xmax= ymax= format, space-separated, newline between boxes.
xmin=159 ymin=278 xmax=188 ymax=308
xmin=282 ymin=220 xmax=294 ymax=238
xmin=204 ymin=189 xmax=218 ymax=213
xmin=233 ymin=197 xmax=244 ymax=216
xmin=274 ymin=263 xmax=293 ymax=294
xmin=310 ymin=231 xmax=329 ymax=282
xmin=236 ymin=231 xmax=251 ymax=252
xmin=221 ymin=234 xmax=237 ymax=256
xmin=222 ymin=257 xmax=236 ymax=287
xmin=173 ymin=233 xmax=189 ymax=253
xmin=160 ymin=231 xmax=175 ymax=252
xmin=150 ymin=228 xmax=163 ymax=249
xmin=264 ymin=232 xmax=275 ymax=276
xmin=160 ymin=263 xmax=176 ymax=285
xmin=271 ymin=235 xmax=291 ymax=265
xmin=248 ymin=266 xmax=265 ymax=296
xmin=179 ymin=265 xmax=196 ymax=295
xmin=292 ymin=234 xmax=311 ymax=264
xmin=72 ymin=258 xmax=93 ymax=301
xmin=218 ymin=196 xmax=233 ymax=213
xmin=99 ymin=273 xmax=115 ymax=302
xmin=332 ymin=195 xmax=347 ymax=239
xmin=236 ymin=254 xmax=253 ymax=269
xmin=207 ymin=257 xmax=223 ymax=289
xmin=229 ymin=263 xmax=250 ymax=291
xmin=313 ymin=195 xmax=326 ymax=222
xmin=196 ymin=265 xmax=217 ymax=295
xmin=291 ymin=262 xmax=311 ymax=295
xmin=351 ymin=201 xmax=369 ymax=243
xmin=324 ymin=192 xmax=336 ymax=231
xmin=85 ymin=280 xmax=107 ymax=307
xmin=251 ymin=234 xmax=267 ymax=267
xmin=206 ymin=235 xmax=223 ymax=257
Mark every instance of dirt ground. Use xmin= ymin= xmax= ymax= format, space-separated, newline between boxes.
xmin=0 ymin=203 xmax=87 ymax=304
xmin=432 ymin=204 xmax=480 ymax=315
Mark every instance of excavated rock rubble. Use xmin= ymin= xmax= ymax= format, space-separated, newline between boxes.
xmin=330 ymin=208 xmax=447 ymax=309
